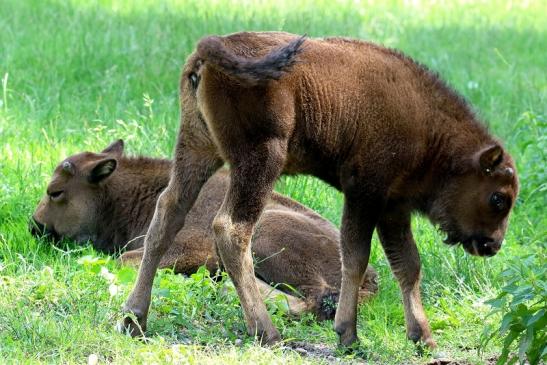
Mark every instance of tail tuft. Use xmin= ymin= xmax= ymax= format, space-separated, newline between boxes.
xmin=317 ymin=291 xmax=339 ymax=321
xmin=196 ymin=35 xmax=306 ymax=86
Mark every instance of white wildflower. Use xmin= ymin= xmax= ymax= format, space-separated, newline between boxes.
xmin=87 ymin=354 xmax=99 ymax=365
xmin=467 ymin=81 xmax=479 ymax=90
xmin=109 ymin=283 xmax=119 ymax=297
xmin=100 ymin=267 xmax=115 ymax=282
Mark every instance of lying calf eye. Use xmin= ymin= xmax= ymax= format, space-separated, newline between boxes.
xmin=48 ymin=190 xmax=64 ymax=200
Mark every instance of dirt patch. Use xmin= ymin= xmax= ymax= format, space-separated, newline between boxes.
xmin=284 ymin=341 xmax=366 ymax=364
xmin=426 ymin=355 xmax=499 ymax=365
xmin=283 ymin=341 xmax=500 ymax=365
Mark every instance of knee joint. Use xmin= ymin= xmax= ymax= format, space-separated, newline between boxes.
xmin=212 ymin=214 xmax=233 ymax=239
xmin=157 ymin=188 xmax=178 ymax=211
xmin=213 ymin=214 xmax=253 ymax=251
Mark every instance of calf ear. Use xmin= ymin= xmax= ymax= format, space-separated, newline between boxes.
xmin=477 ymin=145 xmax=503 ymax=173
xmin=88 ymin=159 xmax=117 ymax=183
xmin=102 ymin=139 xmax=124 ymax=156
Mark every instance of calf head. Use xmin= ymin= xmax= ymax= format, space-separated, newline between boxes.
xmin=30 ymin=140 xmax=124 ymax=244
xmin=430 ymin=144 xmax=519 ymax=257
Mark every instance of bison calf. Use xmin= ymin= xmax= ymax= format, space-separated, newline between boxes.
xmin=31 ymin=140 xmax=378 ymax=320
xmin=122 ymin=32 xmax=518 ymax=347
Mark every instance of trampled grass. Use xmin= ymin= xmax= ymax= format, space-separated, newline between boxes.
xmin=0 ymin=0 xmax=545 ymax=363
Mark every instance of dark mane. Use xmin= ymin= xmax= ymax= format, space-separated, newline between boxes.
xmin=325 ymin=36 xmax=488 ymax=132
xmin=382 ymin=46 xmax=480 ymax=122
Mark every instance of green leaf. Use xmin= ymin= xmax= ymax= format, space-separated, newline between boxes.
xmin=497 ymin=331 xmax=520 ymax=365
xmin=485 ymin=297 xmax=506 ymax=309
xmin=497 ymin=347 xmax=510 ymax=365
xmin=518 ymin=327 xmax=533 ymax=364
xmin=499 ymin=313 xmax=514 ymax=335
xmin=526 ymin=309 xmax=545 ymax=327
xmin=116 ymin=267 xmax=136 ymax=285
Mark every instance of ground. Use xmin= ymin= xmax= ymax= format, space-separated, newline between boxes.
xmin=0 ymin=0 xmax=545 ymax=364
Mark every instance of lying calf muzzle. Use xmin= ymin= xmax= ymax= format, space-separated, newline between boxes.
xmin=29 ymin=217 xmax=61 ymax=242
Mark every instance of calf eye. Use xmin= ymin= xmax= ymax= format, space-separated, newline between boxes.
xmin=189 ymin=72 xmax=199 ymax=89
xmin=490 ymin=192 xmax=506 ymax=212
xmin=48 ymin=190 xmax=64 ymax=201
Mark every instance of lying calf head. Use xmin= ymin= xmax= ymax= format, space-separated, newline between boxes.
xmin=31 ymin=140 xmax=131 ymax=250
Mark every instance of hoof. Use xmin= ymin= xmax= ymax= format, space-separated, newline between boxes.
xmin=423 ymin=337 xmax=437 ymax=349
xmin=408 ymin=330 xmax=437 ymax=349
xmin=257 ymin=328 xmax=281 ymax=346
xmin=338 ymin=333 xmax=358 ymax=348
xmin=335 ymin=322 xmax=358 ymax=347
xmin=336 ymin=339 xmax=363 ymax=356
xmin=117 ymin=310 xmax=146 ymax=338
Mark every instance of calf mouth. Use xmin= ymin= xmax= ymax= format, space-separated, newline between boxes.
xmin=29 ymin=217 xmax=62 ymax=243
xmin=442 ymin=224 xmax=500 ymax=257
xmin=445 ymin=232 xmax=500 ymax=257
xmin=462 ymin=236 xmax=501 ymax=257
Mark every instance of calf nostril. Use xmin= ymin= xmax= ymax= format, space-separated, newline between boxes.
xmin=483 ymin=241 xmax=501 ymax=256
xmin=489 ymin=241 xmax=502 ymax=252
xmin=475 ymin=236 xmax=496 ymax=248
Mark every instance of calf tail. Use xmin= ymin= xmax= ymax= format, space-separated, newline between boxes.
xmin=196 ymin=35 xmax=306 ymax=86
xmin=316 ymin=290 xmax=340 ymax=321
xmin=314 ymin=271 xmax=379 ymax=321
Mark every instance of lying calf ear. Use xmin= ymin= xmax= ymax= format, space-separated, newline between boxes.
xmin=102 ymin=139 xmax=125 ymax=156
xmin=88 ymin=158 xmax=117 ymax=183
xmin=477 ymin=145 xmax=503 ymax=174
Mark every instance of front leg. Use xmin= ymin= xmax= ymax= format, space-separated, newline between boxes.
xmin=121 ymin=147 xmax=221 ymax=336
xmin=334 ymin=193 xmax=381 ymax=347
xmin=377 ymin=202 xmax=436 ymax=348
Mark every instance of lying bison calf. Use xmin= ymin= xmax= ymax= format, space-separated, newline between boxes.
xmin=122 ymin=32 xmax=518 ymax=347
xmin=31 ymin=140 xmax=378 ymax=320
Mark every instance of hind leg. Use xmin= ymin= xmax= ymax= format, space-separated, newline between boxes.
xmin=120 ymin=229 xmax=219 ymax=275
xmin=358 ymin=265 xmax=379 ymax=300
xmin=377 ymin=202 xmax=436 ymax=348
xmin=251 ymin=206 xmax=380 ymax=321
xmin=119 ymin=248 xmax=145 ymax=267
xmin=121 ymin=146 xmax=221 ymax=336
xmin=250 ymin=209 xmax=344 ymax=321
xmin=255 ymin=278 xmax=309 ymax=317
xmin=212 ymin=140 xmax=286 ymax=344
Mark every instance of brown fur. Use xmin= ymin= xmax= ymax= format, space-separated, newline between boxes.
xmin=31 ymin=140 xmax=378 ymax=320
xmin=121 ymin=32 xmax=518 ymax=347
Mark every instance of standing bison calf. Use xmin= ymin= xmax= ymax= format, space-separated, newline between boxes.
xmin=122 ymin=32 xmax=518 ymax=348
xmin=31 ymin=140 xmax=378 ymax=320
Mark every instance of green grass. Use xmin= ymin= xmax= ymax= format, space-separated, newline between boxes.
xmin=0 ymin=0 xmax=545 ymax=363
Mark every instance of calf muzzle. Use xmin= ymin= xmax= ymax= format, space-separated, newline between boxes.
xmin=464 ymin=235 xmax=502 ymax=257
xmin=29 ymin=217 xmax=61 ymax=242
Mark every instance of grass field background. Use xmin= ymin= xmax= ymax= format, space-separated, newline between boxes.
xmin=0 ymin=0 xmax=545 ymax=363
